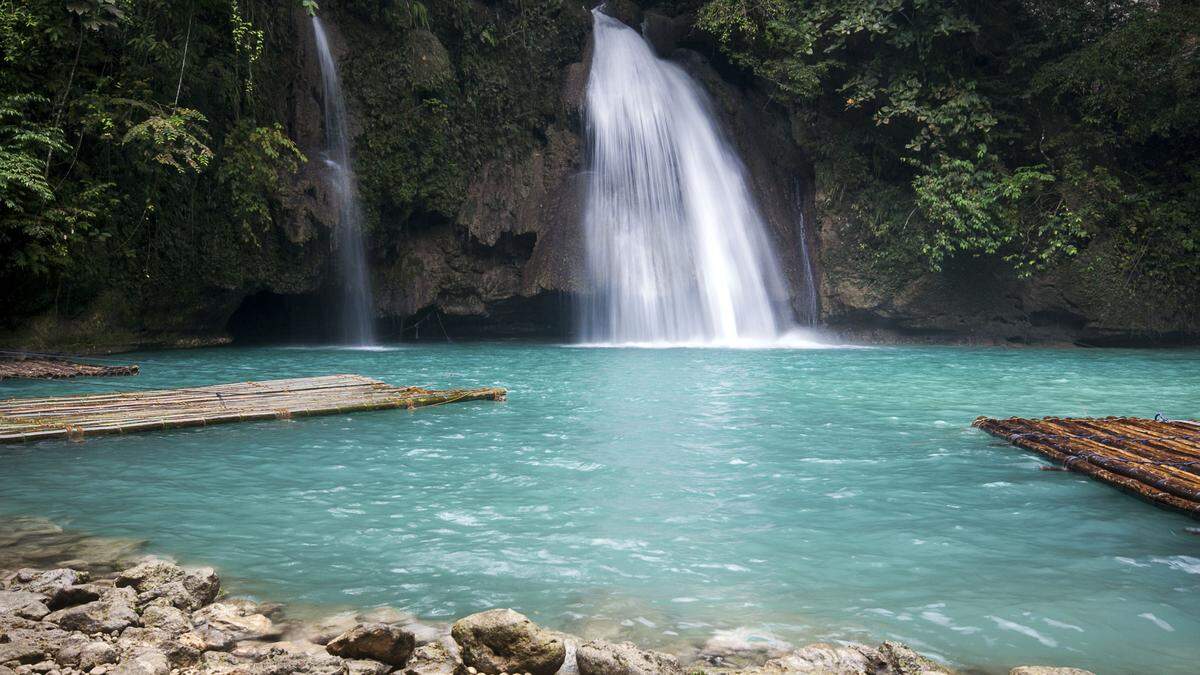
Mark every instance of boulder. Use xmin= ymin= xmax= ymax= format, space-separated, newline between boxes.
xmin=452 ymin=609 xmax=566 ymax=675
xmin=78 ymin=641 xmax=119 ymax=670
xmin=877 ymin=642 xmax=953 ymax=674
xmin=44 ymin=587 xmax=139 ymax=634
xmin=0 ymin=590 xmax=50 ymax=620
xmin=1008 ymin=662 xmax=1094 ymax=667
xmin=111 ymin=648 xmax=171 ymax=675
xmin=115 ymin=560 xmax=183 ymax=591
xmin=575 ymin=639 xmax=682 ymax=675
xmin=402 ymin=642 xmax=458 ymax=675
xmin=762 ymin=643 xmax=884 ymax=673
xmin=1010 ymin=669 xmax=1095 ymax=675
xmin=192 ymin=602 xmax=280 ymax=643
xmin=326 ymin=622 xmax=416 ymax=666
xmin=117 ymin=627 xmax=204 ymax=667
xmin=599 ymin=0 xmax=642 ymax=29
xmin=0 ymin=640 xmax=44 ymax=666
xmin=115 ymin=560 xmax=219 ymax=610
xmin=141 ymin=604 xmax=191 ymax=633
xmin=10 ymin=568 xmax=94 ymax=609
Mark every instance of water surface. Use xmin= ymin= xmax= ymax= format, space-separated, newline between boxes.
xmin=2 ymin=343 xmax=1198 ymax=673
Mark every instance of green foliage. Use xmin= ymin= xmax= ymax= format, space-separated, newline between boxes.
xmin=121 ymin=104 xmax=214 ymax=174
xmin=216 ymin=122 xmax=305 ymax=243
xmin=0 ymin=94 xmax=108 ymax=276
xmin=699 ymin=0 xmax=1200 ymax=299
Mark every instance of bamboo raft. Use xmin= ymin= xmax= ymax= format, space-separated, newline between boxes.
xmin=974 ymin=416 xmax=1200 ymax=517
xmin=0 ymin=374 xmax=506 ymax=443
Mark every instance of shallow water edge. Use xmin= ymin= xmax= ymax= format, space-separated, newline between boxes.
xmin=1 ymin=513 xmax=1100 ymax=675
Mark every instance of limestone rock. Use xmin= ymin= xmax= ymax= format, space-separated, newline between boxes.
xmin=243 ymin=652 xmax=348 ymax=675
xmin=761 ymin=643 xmax=884 ymax=673
xmin=115 ymin=560 xmax=183 ymax=592
xmin=575 ymin=639 xmax=682 ymax=675
xmin=878 ymin=641 xmax=953 ymax=674
xmin=402 ymin=642 xmax=458 ymax=675
xmin=192 ymin=602 xmax=280 ymax=643
xmin=115 ymin=560 xmax=219 ymax=610
xmin=0 ymin=590 xmax=50 ymax=620
xmin=347 ymin=658 xmax=394 ymax=675
xmin=44 ymin=587 xmax=139 ymax=634
xmin=1008 ymin=662 xmax=1094 ymax=667
xmin=451 ymin=609 xmax=565 ymax=675
xmin=117 ymin=627 xmax=203 ymax=667
xmin=78 ymin=641 xmax=119 ymax=670
xmin=0 ymin=640 xmax=44 ymax=666
xmin=141 ymin=604 xmax=191 ymax=634
xmin=326 ymin=622 xmax=416 ymax=666
xmin=10 ymin=568 xmax=93 ymax=609
xmin=111 ymin=648 xmax=171 ymax=675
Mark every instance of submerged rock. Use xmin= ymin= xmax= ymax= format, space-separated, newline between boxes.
xmin=452 ymin=609 xmax=566 ymax=675
xmin=575 ymin=639 xmax=682 ymax=675
xmin=326 ymin=622 xmax=416 ymax=666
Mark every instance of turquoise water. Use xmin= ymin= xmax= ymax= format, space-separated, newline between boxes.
xmin=2 ymin=344 xmax=1199 ymax=673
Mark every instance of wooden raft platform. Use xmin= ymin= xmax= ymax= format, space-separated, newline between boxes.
xmin=0 ymin=374 xmax=506 ymax=443
xmin=974 ymin=416 xmax=1200 ymax=517
xmin=0 ymin=357 xmax=139 ymax=380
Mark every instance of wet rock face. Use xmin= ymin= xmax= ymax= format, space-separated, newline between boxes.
xmin=325 ymin=622 xmax=416 ymax=666
xmin=575 ymin=639 xmax=683 ymax=675
xmin=452 ymin=609 xmax=567 ymax=675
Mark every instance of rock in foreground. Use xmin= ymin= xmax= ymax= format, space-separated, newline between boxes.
xmin=576 ymin=639 xmax=683 ymax=675
xmin=326 ymin=622 xmax=416 ymax=666
xmin=452 ymin=608 xmax=566 ymax=675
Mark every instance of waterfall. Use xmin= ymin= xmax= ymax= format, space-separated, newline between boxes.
xmin=794 ymin=179 xmax=820 ymax=326
xmin=312 ymin=17 xmax=375 ymax=346
xmin=580 ymin=9 xmax=795 ymax=346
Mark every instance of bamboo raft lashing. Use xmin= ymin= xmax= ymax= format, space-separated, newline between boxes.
xmin=973 ymin=416 xmax=1200 ymax=518
xmin=0 ymin=374 xmax=506 ymax=443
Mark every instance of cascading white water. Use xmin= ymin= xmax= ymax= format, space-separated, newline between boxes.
xmin=581 ymin=9 xmax=794 ymax=345
xmin=312 ymin=17 xmax=375 ymax=345
xmin=793 ymin=179 xmax=820 ymax=326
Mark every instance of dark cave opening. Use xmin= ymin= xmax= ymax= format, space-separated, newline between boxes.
xmin=226 ymin=289 xmax=352 ymax=345
xmin=227 ymin=289 xmax=576 ymax=345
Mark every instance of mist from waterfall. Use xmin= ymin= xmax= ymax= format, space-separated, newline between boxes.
xmin=580 ymin=9 xmax=800 ymax=346
xmin=313 ymin=17 xmax=375 ymax=346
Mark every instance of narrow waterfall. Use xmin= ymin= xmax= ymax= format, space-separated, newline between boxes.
xmin=312 ymin=17 xmax=375 ymax=345
xmin=794 ymin=179 xmax=820 ymax=326
xmin=581 ymin=9 xmax=794 ymax=345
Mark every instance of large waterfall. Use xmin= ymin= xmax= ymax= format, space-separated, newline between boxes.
xmin=312 ymin=17 xmax=375 ymax=346
xmin=581 ymin=9 xmax=795 ymax=345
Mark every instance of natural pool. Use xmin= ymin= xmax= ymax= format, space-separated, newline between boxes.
xmin=1 ymin=343 xmax=1198 ymax=673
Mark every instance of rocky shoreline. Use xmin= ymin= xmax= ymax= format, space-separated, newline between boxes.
xmin=0 ymin=519 xmax=1094 ymax=675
